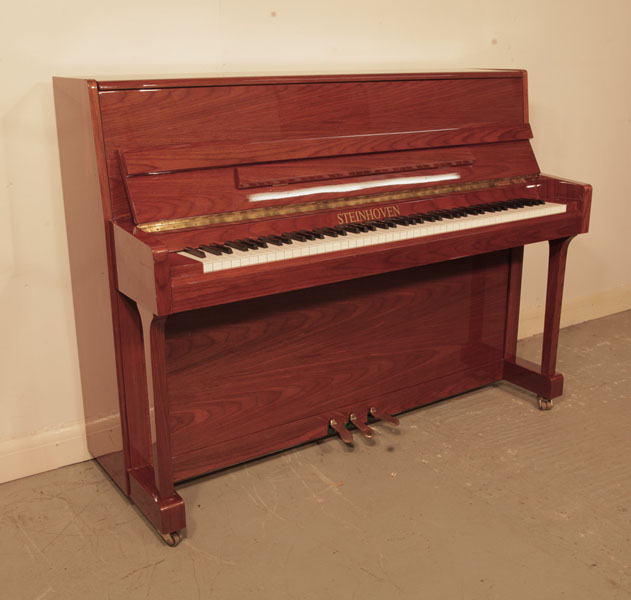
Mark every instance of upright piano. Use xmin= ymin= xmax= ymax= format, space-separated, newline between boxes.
xmin=53 ymin=71 xmax=591 ymax=545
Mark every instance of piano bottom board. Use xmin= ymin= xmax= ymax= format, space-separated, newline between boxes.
xmin=165 ymin=250 xmax=512 ymax=482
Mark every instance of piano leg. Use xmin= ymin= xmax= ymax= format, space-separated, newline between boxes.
xmin=503 ymin=237 xmax=575 ymax=404
xmin=541 ymin=237 xmax=575 ymax=378
xmin=117 ymin=296 xmax=185 ymax=542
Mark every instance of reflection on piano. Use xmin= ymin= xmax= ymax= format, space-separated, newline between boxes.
xmin=53 ymin=71 xmax=591 ymax=545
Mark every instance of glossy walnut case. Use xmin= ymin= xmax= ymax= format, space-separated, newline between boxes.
xmin=53 ymin=72 xmax=591 ymax=544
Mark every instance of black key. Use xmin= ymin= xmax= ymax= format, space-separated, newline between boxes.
xmin=224 ymin=240 xmax=250 ymax=252
xmin=209 ymin=243 xmax=232 ymax=254
xmin=461 ymin=207 xmax=481 ymax=215
xmin=346 ymin=221 xmax=368 ymax=232
xmin=409 ymin=214 xmax=426 ymax=223
xmin=305 ymin=229 xmax=325 ymax=239
xmin=236 ymin=238 xmax=259 ymax=250
xmin=332 ymin=225 xmax=348 ymax=236
xmin=389 ymin=216 xmax=410 ymax=226
xmin=418 ymin=213 xmax=436 ymax=222
xmin=313 ymin=227 xmax=339 ymax=237
xmin=427 ymin=211 xmax=444 ymax=221
xmin=367 ymin=220 xmax=390 ymax=229
xmin=260 ymin=235 xmax=283 ymax=246
xmin=285 ymin=231 xmax=308 ymax=242
xmin=183 ymin=247 xmax=205 ymax=258
xmin=275 ymin=234 xmax=294 ymax=244
xmin=362 ymin=221 xmax=377 ymax=231
xmin=199 ymin=244 xmax=223 ymax=256
xmin=297 ymin=230 xmax=317 ymax=240
xmin=246 ymin=237 xmax=268 ymax=248
xmin=343 ymin=224 xmax=363 ymax=234
xmin=455 ymin=207 xmax=475 ymax=216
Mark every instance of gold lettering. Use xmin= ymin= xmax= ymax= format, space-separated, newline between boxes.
xmin=335 ymin=204 xmax=402 ymax=225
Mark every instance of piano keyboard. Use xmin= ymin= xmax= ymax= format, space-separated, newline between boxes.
xmin=178 ymin=199 xmax=567 ymax=274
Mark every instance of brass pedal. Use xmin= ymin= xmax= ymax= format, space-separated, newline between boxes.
xmin=350 ymin=413 xmax=375 ymax=438
xmin=369 ymin=407 xmax=400 ymax=426
xmin=330 ymin=418 xmax=354 ymax=444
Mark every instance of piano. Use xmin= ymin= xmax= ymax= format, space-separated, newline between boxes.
xmin=53 ymin=71 xmax=591 ymax=545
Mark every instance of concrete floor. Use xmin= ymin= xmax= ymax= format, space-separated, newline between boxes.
xmin=2 ymin=311 xmax=630 ymax=599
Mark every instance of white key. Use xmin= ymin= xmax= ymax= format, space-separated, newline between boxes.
xmin=179 ymin=202 xmax=568 ymax=274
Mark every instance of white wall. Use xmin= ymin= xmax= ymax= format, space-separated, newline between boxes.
xmin=1 ymin=0 xmax=630 ymax=483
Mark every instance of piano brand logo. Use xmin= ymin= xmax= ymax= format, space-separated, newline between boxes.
xmin=337 ymin=205 xmax=401 ymax=224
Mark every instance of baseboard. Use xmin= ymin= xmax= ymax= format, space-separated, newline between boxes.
xmin=0 ymin=422 xmax=91 ymax=485
xmin=518 ymin=285 xmax=631 ymax=339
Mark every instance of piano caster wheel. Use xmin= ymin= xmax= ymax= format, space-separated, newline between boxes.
xmin=161 ymin=531 xmax=182 ymax=547
xmin=537 ymin=397 xmax=553 ymax=411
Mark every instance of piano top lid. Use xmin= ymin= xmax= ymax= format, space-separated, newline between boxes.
xmin=95 ymin=69 xmax=526 ymax=91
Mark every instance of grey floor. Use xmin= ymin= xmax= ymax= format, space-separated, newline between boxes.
xmin=2 ymin=311 xmax=630 ymax=599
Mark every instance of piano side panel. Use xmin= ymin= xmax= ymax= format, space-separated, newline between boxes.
xmin=98 ymin=75 xmax=526 ymax=221
xmin=165 ymin=251 xmax=509 ymax=472
xmin=53 ymin=78 xmax=129 ymax=492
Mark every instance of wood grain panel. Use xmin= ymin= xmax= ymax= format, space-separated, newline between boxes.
xmin=169 ymin=212 xmax=583 ymax=314
xmin=165 ymin=253 xmax=509 ymax=458
xmin=122 ymin=141 xmax=537 ymax=225
xmin=99 ymin=75 xmax=526 ymax=219
xmin=172 ymin=360 xmax=502 ymax=482
xmin=120 ymin=124 xmax=531 ymax=176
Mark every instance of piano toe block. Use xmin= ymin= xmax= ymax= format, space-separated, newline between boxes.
xmin=503 ymin=357 xmax=564 ymax=400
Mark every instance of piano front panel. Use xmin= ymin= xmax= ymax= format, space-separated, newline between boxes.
xmin=165 ymin=251 xmax=509 ymax=478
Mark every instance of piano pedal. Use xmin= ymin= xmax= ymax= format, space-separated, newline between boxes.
xmin=537 ymin=397 xmax=553 ymax=411
xmin=369 ymin=407 xmax=400 ymax=426
xmin=350 ymin=413 xmax=376 ymax=438
xmin=329 ymin=418 xmax=354 ymax=444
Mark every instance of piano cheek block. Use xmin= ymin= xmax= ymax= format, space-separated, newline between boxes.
xmin=54 ymin=71 xmax=591 ymax=544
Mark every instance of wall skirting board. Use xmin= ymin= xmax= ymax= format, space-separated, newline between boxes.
xmin=2 ymin=293 xmax=629 ymax=485
xmin=0 ymin=423 xmax=91 ymax=485
xmin=518 ymin=286 xmax=631 ymax=340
